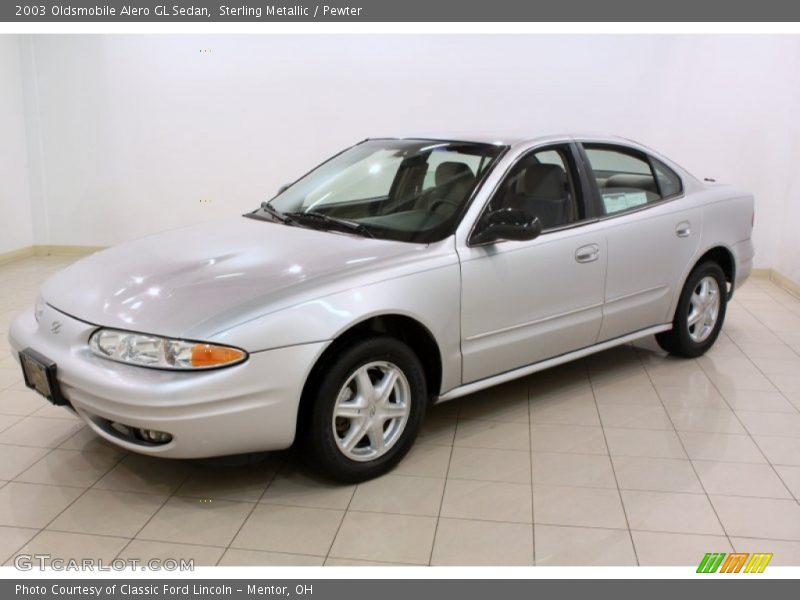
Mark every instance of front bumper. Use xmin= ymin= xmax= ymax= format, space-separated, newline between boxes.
xmin=8 ymin=305 xmax=326 ymax=458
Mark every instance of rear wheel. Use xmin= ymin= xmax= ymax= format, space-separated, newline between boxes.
xmin=656 ymin=261 xmax=727 ymax=358
xmin=304 ymin=336 xmax=427 ymax=482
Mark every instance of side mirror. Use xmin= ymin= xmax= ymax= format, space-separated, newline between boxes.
xmin=471 ymin=208 xmax=543 ymax=245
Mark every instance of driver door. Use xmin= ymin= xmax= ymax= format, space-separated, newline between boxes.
xmin=457 ymin=143 xmax=608 ymax=383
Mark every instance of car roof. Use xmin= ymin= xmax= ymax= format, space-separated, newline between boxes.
xmin=370 ymin=132 xmax=637 ymax=147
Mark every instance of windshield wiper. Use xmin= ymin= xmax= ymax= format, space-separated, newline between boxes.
xmin=259 ymin=202 xmax=294 ymax=225
xmin=284 ymin=211 xmax=375 ymax=239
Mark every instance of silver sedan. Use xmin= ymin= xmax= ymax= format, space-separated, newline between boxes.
xmin=8 ymin=134 xmax=755 ymax=481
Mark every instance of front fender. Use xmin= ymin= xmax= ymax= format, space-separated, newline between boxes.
xmin=209 ymin=263 xmax=463 ymax=394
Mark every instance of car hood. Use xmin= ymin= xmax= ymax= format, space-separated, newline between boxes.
xmin=41 ymin=217 xmax=427 ymax=339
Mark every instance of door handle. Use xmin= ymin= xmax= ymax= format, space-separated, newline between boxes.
xmin=676 ymin=221 xmax=691 ymax=238
xmin=575 ymin=244 xmax=600 ymax=263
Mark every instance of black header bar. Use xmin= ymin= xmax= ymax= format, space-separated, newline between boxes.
xmin=3 ymin=0 xmax=800 ymax=22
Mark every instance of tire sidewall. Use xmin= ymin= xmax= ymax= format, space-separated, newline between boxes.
xmin=308 ymin=336 xmax=427 ymax=482
xmin=673 ymin=262 xmax=728 ymax=357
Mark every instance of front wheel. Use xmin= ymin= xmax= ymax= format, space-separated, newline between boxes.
xmin=304 ymin=336 xmax=427 ymax=483
xmin=656 ymin=261 xmax=727 ymax=358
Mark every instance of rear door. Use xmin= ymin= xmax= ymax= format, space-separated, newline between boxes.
xmin=579 ymin=143 xmax=701 ymax=341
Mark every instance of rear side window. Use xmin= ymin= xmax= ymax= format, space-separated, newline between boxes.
xmin=584 ymin=145 xmax=680 ymax=216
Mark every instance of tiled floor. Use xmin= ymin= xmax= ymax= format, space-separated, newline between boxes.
xmin=1 ymin=254 xmax=800 ymax=566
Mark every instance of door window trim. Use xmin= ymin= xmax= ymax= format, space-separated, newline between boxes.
xmin=577 ymin=142 xmax=686 ymax=221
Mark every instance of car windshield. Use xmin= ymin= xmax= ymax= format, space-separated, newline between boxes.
xmin=252 ymin=139 xmax=506 ymax=243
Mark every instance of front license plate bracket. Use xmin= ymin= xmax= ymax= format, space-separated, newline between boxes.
xmin=19 ymin=348 xmax=68 ymax=406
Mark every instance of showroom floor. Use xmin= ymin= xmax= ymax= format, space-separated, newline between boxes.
xmin=1 ymin=255 xmax=799 ymax=567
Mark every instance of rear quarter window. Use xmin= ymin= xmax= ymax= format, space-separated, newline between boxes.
xmin=651 ymin=157 xmax=683 ymax=198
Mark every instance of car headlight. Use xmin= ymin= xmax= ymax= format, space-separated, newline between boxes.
xmin=34 ymin=295 xmax=45 ymax=323
xmin=89 ymin=329 xmax=247 ymax=370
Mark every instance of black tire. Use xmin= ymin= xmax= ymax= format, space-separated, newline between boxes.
xmin=656 ymin=261 xmax=728 ymax=358
xmin=303 ymin=335 xmax=427 ymax=483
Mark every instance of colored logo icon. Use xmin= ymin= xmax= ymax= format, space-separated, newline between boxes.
xmin=697 ymin=552 xmax=773 ymax=573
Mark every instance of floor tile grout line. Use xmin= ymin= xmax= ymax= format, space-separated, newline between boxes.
xmin=214 ymin=455 xmax=284 ymax=566
xmin=12 ymin=446 xmax=796 ymax=488
xmin=14 ymin=412 xmax=91 ymax=422
xmin=585 ymin=356 xmax=640 ymax=566
xmin=227 ymin=548 xmax=329 ymax=563
xmin=425 ymin=409 xmax=458 ymax=567
xmin=222 ymin=517 xmax=800 ymax=564
xmin=729 ymin=285 xmax=800 ymax=361
xmin=7 ymin=444 xmax=59 ymax=483
xmin=327 ymin=558 xmax=427 ymax=567
xmin=435 ymin=439 xmax=799 ymax=465
xmin=110 ymin=460 xmax=195 ymax=562
xmin=319 ymin=457 xmax=358 ymax=566
xmin=256 ymin=484 xmax=791 ymax=507
xmin=5 ymin=443 xmax=129 ymax=565
xmin=698 ymin=307 xmax=800 ymax=502
xmin=0 ymin=413 xmax=85 ymax=440
xmin=17 ymin=514 xmax=800 ymax=549
xmin=729 ymin=294 xmax=800 ymax=380
xmin=636 ymin=347 xmax=737 ymax=550
xmin=40 ymin=527 xmax=147 ymax=542
xmin=0 ymin=527 xmax=41 ymax=566
xmin=0 ymin=414 xmax=26 ymax=434
xmin=750 ymin=278 xmax=800 ymax=312
xmin=527 ymin=376 xmax=536 ymax=566
xmin=6 ymin=459 xmax=776 ymax=492
xmin=452 ymin=413 xmax=797 ymax=436
xmin=0 ymin=441 xmax=62 ymax=565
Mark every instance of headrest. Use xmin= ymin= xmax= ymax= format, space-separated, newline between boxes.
xmin=605 ymin=174 xmax=657 ymax=193
xmin=435 ymin=161 xmax=474 ymax=186
xmin=521 ymin=164 xmax=566 ymax=197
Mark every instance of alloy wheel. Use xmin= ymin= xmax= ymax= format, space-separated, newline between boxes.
xmin=687 ymin=275 xmax=721 ymax=343
xmin=331 ymin=361 xmax=411 ymax=462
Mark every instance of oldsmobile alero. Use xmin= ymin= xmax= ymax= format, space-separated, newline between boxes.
xmin=8 ymin=134 xmax=755 ymax=481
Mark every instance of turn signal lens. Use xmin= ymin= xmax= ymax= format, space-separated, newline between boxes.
xmin=89 ymin=328 xmax=247 ymax=370
xmin=191 ymin=344 xmax=246 ymax=368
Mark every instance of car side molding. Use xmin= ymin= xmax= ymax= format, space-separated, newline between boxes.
xmin=435 ymin=323 xmax=672 ymax=403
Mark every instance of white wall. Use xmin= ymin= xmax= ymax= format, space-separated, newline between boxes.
xmin=775 ymin=44 xmax=800 ymax=286
xmin=0 ymin=36 xmax=34 ymax=255
xmin=10 ymin=34 xmax=800 ymax=282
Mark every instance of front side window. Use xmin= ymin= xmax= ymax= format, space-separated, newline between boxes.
xmin=486 ymin=145 xmax=583 ymax=231
xmin=584 ymin=145 xmax=681 ymax=215
xmin=256 ymin=139 xmax=505 ymax=243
